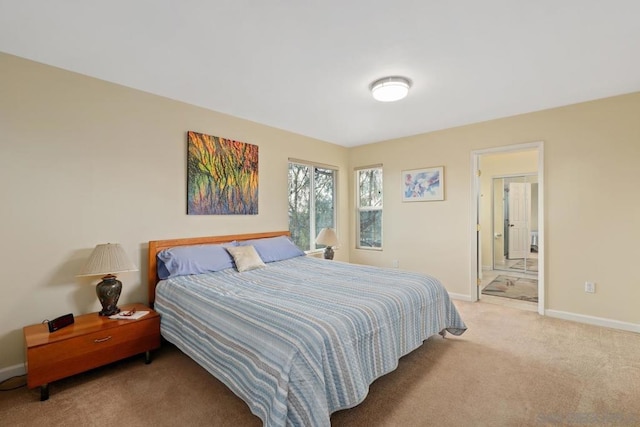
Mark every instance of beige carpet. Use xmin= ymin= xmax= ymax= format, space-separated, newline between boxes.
xmin=2 ymin=301 xmax=639 ymax=426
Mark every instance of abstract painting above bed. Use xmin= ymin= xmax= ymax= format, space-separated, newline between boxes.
xmin=153 ymin=250 xmax=466 ymax=427
xmin=186 ymin=131 xmax=259 ymax=215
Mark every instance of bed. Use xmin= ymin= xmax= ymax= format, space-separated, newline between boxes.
xmin=148 ymin=231 xmax=466 ymax=426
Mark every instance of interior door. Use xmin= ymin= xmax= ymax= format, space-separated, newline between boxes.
xmin=507 ymin=182 xmax=530 ymax=259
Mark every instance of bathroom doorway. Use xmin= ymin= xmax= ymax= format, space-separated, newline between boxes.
xmin=470 ymin=141 xmax=545 ymax=314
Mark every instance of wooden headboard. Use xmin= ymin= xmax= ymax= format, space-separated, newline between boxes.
xmin=147 ymin=230 xmax=291 ymax=307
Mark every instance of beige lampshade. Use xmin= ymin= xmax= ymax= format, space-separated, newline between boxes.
xmin=77 ymin=243 xmax=138 ymax=277
xmin=316 ymin=228 xmax=339 ymax=247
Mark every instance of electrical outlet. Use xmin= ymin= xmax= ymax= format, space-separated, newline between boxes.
xmin=392 ymin=259 xmax=399 ymax=268
xmin=585 ymin=282 xmax=596 ymax=293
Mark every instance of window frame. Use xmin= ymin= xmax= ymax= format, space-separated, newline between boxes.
xmin=288 ymin=159 xmax=338 ymax=253
xmin=356 ymin=165 xmax=383 ymax=250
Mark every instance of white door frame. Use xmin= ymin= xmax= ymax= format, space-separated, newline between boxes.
xmin=469 ymin=141 xmax=545 ymax=315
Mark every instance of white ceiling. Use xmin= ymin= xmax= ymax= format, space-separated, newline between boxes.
xmin=2 ymin=1 xmax=639 ymax=147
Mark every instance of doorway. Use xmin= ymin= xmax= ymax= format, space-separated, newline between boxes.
xmin=469 ymin=142 xmax=545 ymax=315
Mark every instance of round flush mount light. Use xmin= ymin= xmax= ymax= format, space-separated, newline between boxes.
xmin=370 ymin=76 xmax=412 ymax=102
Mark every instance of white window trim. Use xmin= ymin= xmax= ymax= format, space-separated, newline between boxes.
xmin=356 ymin=165 xmax=383 ymax=251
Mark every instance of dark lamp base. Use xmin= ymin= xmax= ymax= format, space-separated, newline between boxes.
xmin=323 ymin=246 xmax=335 ymax=260
xmin=99 ymin=307 xmax=121 ymax=317
xmin=96 ymin=275 xmax=122 ymax=316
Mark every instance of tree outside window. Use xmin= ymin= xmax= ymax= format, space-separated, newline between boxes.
xmin=288 ymin=162 xmax=336 ymax=251
xmin=357 ymin=167 xmax=383 ymax=249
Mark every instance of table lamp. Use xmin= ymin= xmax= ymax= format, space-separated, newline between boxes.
xmin=77 ymin=243 xmax=138 ymax=316
xmin=316 ymin=228 xmax=339 ymax=260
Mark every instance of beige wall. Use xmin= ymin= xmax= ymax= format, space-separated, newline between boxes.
xmin=0 ymin=53 xmax=348 ymax=370
xmin=349 ymin=92 xmax=640 ymax=327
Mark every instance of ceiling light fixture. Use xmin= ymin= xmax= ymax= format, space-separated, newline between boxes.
xmin=370 ymin=76 xmax=411 ymax=102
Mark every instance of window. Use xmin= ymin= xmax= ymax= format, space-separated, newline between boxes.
xmin=357 ymin=166 xmax=383 ymax=249
xmin=288 ymin=160 xmax=337 ymax=251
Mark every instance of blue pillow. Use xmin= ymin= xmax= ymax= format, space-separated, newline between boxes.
xmin=238 ymin=235 xmax=305 ymax=263
xmin=157 ymin=242 xmax=238 ymax=279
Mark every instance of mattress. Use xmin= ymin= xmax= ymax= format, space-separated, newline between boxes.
xmin=155 ymin=256 xmax=466 ymax=426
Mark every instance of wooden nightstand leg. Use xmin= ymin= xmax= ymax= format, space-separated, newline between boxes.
xmin=145 ymin=350 xmax=152 ymax=364
xmin=40 ymin=384 xmax=49 ymax=401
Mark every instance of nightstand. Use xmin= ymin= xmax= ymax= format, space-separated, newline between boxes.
xmin=23 ymin=303 xmax=161 ymax=401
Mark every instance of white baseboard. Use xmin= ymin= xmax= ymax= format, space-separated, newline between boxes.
xmin=448 ymin=292 xmax=474 ymax=302
xmin=545 ymin=309 xmax=640 ymax=334
xmin=0 ymin=363 xmax=25 ymax=383
xmin=445 ymin=296 xmax=639 ymax=334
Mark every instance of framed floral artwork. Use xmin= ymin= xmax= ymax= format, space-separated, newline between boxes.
xmin=401 ymin=166 xmax=444 ymax=202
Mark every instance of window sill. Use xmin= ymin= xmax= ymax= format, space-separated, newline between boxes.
xmin=306 ymin=248 xmax=340 ymax=258
xmin=306 ymin=249 xmax=324 ymax=257
xmin=356 ymin=246 xmax=383 ymax=251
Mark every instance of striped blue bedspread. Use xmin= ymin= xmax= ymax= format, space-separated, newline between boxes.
xmin=155 ymin=256 xmax=466 ymax=426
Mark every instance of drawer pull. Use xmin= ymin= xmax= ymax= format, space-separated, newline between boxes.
xmin=94 ymin=336 xmax=112 ymax=343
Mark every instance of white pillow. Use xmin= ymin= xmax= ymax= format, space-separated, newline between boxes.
xmin=226 ymin=245 xmax=266 ymax=272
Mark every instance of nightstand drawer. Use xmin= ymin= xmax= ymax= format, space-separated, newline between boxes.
xmin=25 ymin=306 xmax=160 ymax=389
